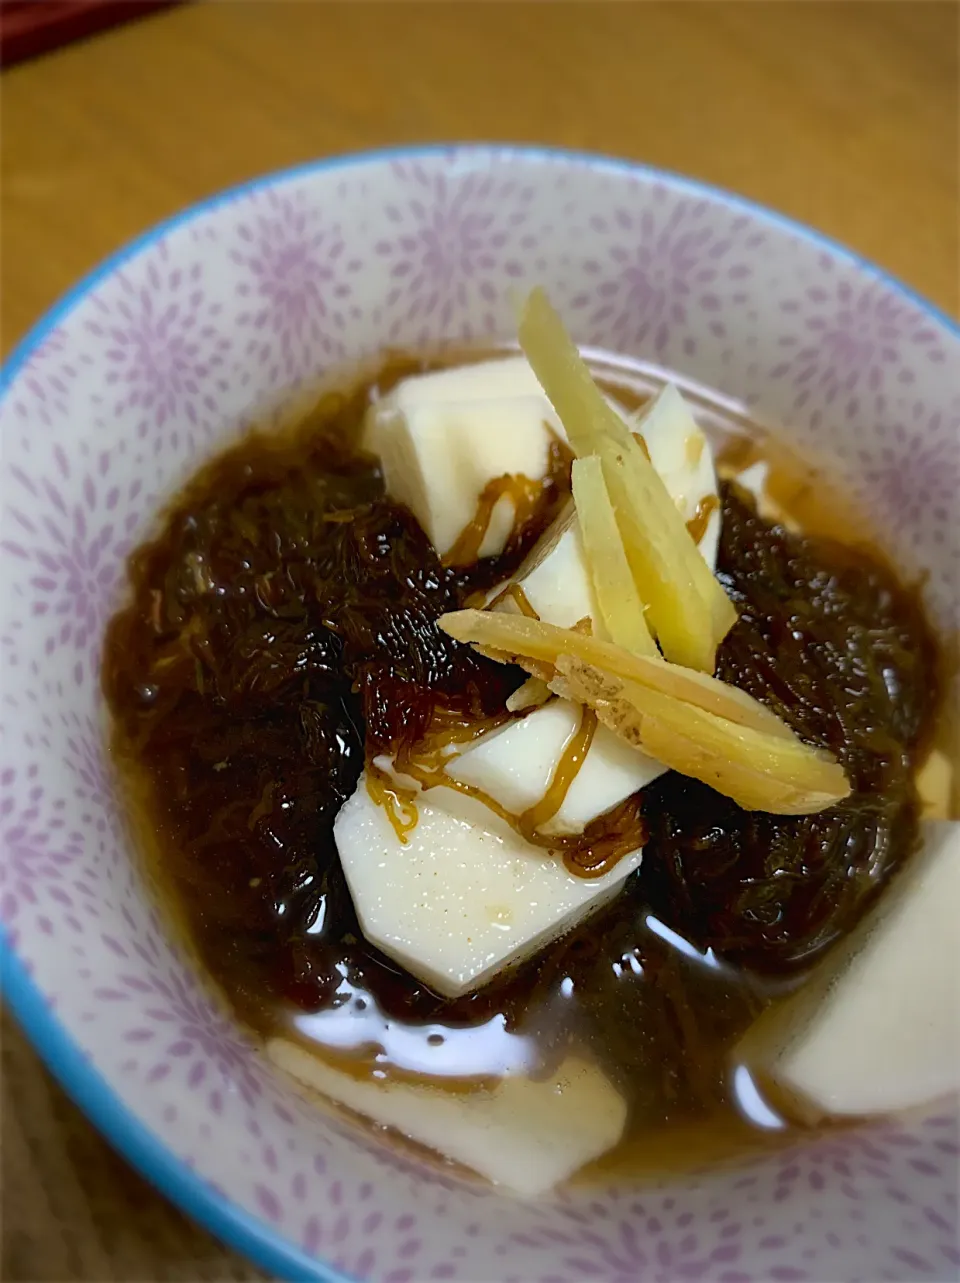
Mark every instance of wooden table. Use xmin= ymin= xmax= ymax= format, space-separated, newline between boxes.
xmin=1 ymin=2 xmax=956 ymax=1278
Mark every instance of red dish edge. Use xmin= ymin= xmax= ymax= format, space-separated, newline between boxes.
xmin=1 ymin=1 xmax=183 ymax=69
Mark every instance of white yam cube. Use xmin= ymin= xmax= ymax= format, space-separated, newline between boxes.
xmin=733 ymin=460 xmax=770 ymax=505
xmin=268 ymin=1037 xmax=627 ymax=1198
xmin=743 ymin=820 xmax=960 ymax=1118
xmin=366 ymin=356 xmax=637 ymax=562
xmin=446 ymin=697 xmax=662 ymax=836
xmin=366 ymin=394 xmax=558 ymax=558
xmin=335 ymin=776 xmax=643 ymax=998
xmin=492 ymin=502 xmax=596 ymax=628
xmin=373 ymin=355 xmax=562 ymax=414
xmin=629 ymin=383 xmax=722 ymax=568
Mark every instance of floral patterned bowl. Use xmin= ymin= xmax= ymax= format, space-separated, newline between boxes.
xmin=1 ymin=147 xmax=958 ymax=1283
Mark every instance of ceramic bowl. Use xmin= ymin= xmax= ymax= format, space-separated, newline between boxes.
xmin=2 ymin=146 xmax=958 ymax=1283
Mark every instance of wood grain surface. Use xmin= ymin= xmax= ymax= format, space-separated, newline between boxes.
xmin=1 ymin=3 xmax=957 ymax=1279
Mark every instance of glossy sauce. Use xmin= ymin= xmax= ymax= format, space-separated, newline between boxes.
xmin=486 ymin=582 xmax=540 ymax=618
xmin=518 ymin=706 xmax=598 ymax=835
xmin=443 ymin=440 xmax=571 ymax=568
xmin=102 ymin=349 xmax=941 ymax=1181
xmin=381 ymin=703 xmax=641 ymax=880
xmin=686 ymin=493 xmax=719 ymax=545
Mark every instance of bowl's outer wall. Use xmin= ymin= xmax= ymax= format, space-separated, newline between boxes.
xmin=2 ymin=147 xmax=958 ymax=1283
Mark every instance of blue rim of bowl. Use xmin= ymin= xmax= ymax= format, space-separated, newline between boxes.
xmin=1 ymin=145 xmax=957 ymax=1283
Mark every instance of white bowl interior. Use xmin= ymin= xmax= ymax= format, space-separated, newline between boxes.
xmin=2 ymin=147 xmax=958 ymax=1282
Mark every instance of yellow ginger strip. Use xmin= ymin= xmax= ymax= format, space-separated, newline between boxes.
xmin=571 ymin=454 xmax=658 ymax=658
xmin=439 ymin=609 xmax=793 ymax=740
xmin=550 ymin=656 xmax=849 ymax=815
xmin=518 ymin=287 xmax=737 ymax=671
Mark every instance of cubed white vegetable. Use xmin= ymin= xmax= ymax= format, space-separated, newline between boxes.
xmin=335 ymin=776 xmax=643 ymax=998
xmin=493 ymin=502 xmax=596 ymax=628
xmin=268 ymin=1037 xmax=627 ymax=1198
xmin=366 ymin=394 xmax=558 ymax=558
xmin=366 ymin=356 xmax=638 ymax=561
xmin=742 ymin=820 xmax=960 ymax=1117
xmin=629 ymin=383 xmax=722 ymax=568
xmin=446 ymin=697 xmax=662 ymax=836
xmin=734 ymin=460 xmax=770 ymax=505
xmin=373 ymin=355 xmax=562 ymax=413
xmin=728 ymin=459 xmax=797 ymax=528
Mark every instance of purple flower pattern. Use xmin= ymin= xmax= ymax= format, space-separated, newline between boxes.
xmin=768 ymin=1119 xmax=959 ymax=1200
xmin=570 ymin=190 xmax=763 ymax=361
xmin=0 ymin=764 xmax=83 ymax=944
xmin=516 ymin=1201 xmax=752 ymax=1283
xmin=62 ymin=714 xmax=116 ymax=819
xmin=2 ymin=445 xmax=143 ymax=686
xmin=771 ymin=267 xmax=948 ymax=428
xmin=1 ymin=150 xmax=957 ymax=1283
xmin=8 ymin=326 xmax=88 ymax=436
xmin=93 ymin=928 xmax=266 ymax=1113
xmin=841 ymin=395 xmax=960 ymax=617
xmin=374 ymin=159 xmax=536 ymax=345
xmin=230 ymin=186 xmax=360 ymax=391
xmin=857 ymin=414 xmax=960 ymax=536
xmin=293 ymin=1184 xmax=457 ymax=1282
xmin=514 ymin=1117 xmax=960 ymax=1283
xmin=85 ymin=240 xmax=232 ymax=453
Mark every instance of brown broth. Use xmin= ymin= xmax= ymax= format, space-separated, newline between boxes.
xmin=102 ymin=350 xmax=942 ymax=1182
